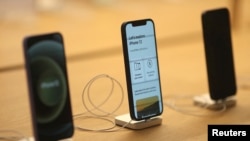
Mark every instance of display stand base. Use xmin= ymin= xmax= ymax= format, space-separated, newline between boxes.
xmin=193 ymin=93 xmax=236 ymax=110
xmin=115 ymin=114 xmax=162 ymax=130
xmin=19 ymin=137 xmax=72 ymax=141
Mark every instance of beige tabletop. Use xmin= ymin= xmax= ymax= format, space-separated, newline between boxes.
xmin=1 ymin=0 xmax=250 ymax=140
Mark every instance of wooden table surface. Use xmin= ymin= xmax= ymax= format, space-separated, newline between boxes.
xmin=1 ymin=0 xmax=250 ymax=140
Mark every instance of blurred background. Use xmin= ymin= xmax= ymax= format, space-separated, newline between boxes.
xmin=0 ymin=0 xmax=249 ymax=71
xmin=1 ymin=1 xmax=250 ymax=139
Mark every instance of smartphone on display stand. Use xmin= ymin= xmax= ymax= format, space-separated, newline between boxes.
xmin=193 ymin=8 xmax=237 ymax=109
xmin=23 ymin=32 xmax=74 ymax=141
xmin=121 ymin=19 xmax=163 ymax=121
xmin=201 ymin=8 xmax=237 ymax=100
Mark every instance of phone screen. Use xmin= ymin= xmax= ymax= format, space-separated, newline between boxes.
xmin=202 ymin=8 xmax=236 ymax=100
xmin=122 ymin=19 xmax=163 ymax=120
xmin=23 ymin=32 xmax=74 ymax=141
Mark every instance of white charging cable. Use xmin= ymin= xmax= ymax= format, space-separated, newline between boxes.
xmin=74 ymin=74 xmax=128 ymax=132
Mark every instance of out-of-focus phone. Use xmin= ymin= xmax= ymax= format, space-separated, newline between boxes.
xmin=202 ymin=8 xmax=237 ymax=100
xmin=121 ymin=19 xmax=163 ymax=121
xmin=23 ymin=32 xmax=74 ymax=141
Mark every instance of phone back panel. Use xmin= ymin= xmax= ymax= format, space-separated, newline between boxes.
xmin=202 ymin=8 xmax=237 ymax=100
xmin=23 ymin=32 xmax=74 ymax=141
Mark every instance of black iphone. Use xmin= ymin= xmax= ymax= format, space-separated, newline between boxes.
xmin=121 ymin=19 xmax=163 ymax=121
xmin=23 ymin=32 xmax=74 ymax=141
xmin=202 ymin=8 xmax=237 ymax=100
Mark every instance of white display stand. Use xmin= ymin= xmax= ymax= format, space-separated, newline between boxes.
xmin=115 ymin=114 xmax=162 ymax=130
xmin=193 ymin=93 xmax=236 ymax=110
